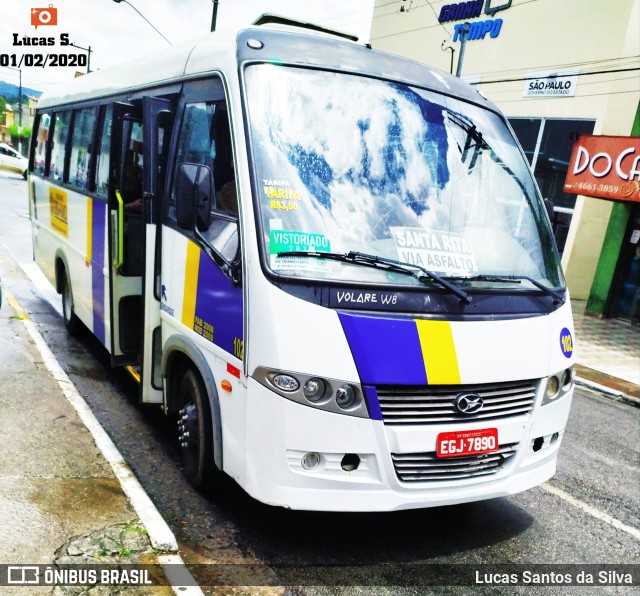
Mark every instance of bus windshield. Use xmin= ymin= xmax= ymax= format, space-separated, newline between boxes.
xmin=245 ymin=64 xmax=564 ymax=291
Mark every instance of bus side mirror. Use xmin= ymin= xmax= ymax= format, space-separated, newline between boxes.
xmin=176 ymin=163 xmax=213 ymax=231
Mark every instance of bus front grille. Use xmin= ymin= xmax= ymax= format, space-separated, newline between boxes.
xmin=391 ymin=443 xmax=518 ymax=482
xmin=377 ymin=380 xmax=537 ymax=425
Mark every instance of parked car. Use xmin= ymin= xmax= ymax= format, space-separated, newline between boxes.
xmin=0 ymin=143 xmax=28 ymax=179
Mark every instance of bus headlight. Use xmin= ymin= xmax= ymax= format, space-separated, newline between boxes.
xmin=303 ymin=378 xmax=327 ymax=402
xmin=561 ymin=366 xmax=575 ymax=391
xmin=545 ymin=375 xmax=560 ymax=400
xmin=336 ymin=384 xmax=357 ymax=410
xmin=542 ymin=366 xmax=574 ymax=406
xmin=255 ymin=367 xmax=369 ymax=418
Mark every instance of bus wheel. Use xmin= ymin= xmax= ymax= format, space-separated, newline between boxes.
xmin=177 ymin=368 xmax=217 ymax=490
xmin=61 ymin=268 xmax=81 ymax=335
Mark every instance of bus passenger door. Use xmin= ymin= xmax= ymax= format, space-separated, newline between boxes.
xmin=140 ymin=96 xmax=174 ymax=403
xmin=108 ymin=102 xmax=143 ymax=368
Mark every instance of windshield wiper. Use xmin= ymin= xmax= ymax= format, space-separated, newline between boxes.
xmin=449 ymin=274 xmax=565 ymax=304
xmin=447 ymin=111 xmax=530 ymax=199
xmin=277 ymin=250 xmax=471 ymax=304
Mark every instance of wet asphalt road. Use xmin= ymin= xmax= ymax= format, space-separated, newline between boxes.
xmin=0 ymin=172 xmax=638 ymax=593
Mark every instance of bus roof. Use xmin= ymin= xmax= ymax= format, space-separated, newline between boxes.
xmin=37 ymin=22 xmax=489 ymax=110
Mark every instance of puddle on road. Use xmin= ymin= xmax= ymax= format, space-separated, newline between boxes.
xmin=65 ymin=363 xmax=110 ymax=383
xmin=28 ymin=477 xmax=135 ymax=529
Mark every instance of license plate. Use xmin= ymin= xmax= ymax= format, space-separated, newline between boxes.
xmin=436 ymin=428 xmax=499 ymax=458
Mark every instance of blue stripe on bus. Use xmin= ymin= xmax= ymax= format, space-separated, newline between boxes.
xmin=338 ymin=312 xmax=427 ymax=385
xmin=91 ymin=200 xmax=106 ymax=345
xmin=193 ymin=253 xmax=243 ymax=356
xmin=362 ymin=385 xmax=383 ymax=421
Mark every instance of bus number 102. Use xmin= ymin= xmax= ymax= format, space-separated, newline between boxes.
xmin=233 ymin=338 xmax=244 ymax=360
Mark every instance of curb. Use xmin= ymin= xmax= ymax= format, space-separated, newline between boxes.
xmin=575 ymin=376 xmax=640 ymax=408
xmin=5 ymin=289 xmax=205 ymax=596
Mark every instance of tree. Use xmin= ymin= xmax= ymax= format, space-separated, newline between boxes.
xmin=9 ymin=124 xmax=31 ymax=139
xmin=0 ymin=96 xmax=6 ymax=126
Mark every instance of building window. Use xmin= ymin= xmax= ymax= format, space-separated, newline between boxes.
xmin=509 ymin=117 xmax=595 ymax=254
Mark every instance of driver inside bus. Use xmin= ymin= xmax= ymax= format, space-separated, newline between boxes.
xmin=122 ymin=150 xmax=143 ymax=213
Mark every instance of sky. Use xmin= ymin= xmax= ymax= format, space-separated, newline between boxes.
xmin=0 ymin=0 xmax=375 ymax=93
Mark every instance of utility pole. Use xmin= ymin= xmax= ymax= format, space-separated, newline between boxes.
xmin=70 ymin=42 xmax=92 ymax=74
xmin=211 ymin=0 xmax=219 ymax=32
xmin=17 ymin=68 xmax=22 ymax=154
xmin=6 ymin=66 xmax=23 ymax=153
xmin=17 ymin=68 xmax=22 ymax=129
xmin=455 ymin=22 xmax=469 ymax=78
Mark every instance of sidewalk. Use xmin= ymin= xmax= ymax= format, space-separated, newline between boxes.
xmin=0 ymin=287 xmax=180 ymax=594
xmin=572 ymin=300 xmax=640 ymax=403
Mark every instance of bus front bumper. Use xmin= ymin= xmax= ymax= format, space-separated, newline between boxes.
xmin=240 ymin=378 xmax=572 ymax=512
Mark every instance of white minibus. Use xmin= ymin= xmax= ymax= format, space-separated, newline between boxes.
xmin=29 ymin=16 xmax=575 ymax=511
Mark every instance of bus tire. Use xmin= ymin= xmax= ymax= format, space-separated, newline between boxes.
xmin=177 ymin=367 xmax=218 ymax=490
xmin=61 ymin=268 xmax=81 ymax=335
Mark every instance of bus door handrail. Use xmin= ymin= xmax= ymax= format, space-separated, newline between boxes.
xmin=114 ymin=189 xmax=125 ymax=271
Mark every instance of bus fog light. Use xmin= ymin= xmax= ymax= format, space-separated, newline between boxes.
xmin=272 ymin=374 xmax=299 ymax=392
xmin=545 ymin=375 xmax=560 ymax=399
xmin=303 ymin=378 xmax=326 ymax=402
xmin=336 ymin=384 xmax=357 ymax=409
xmin=301 ymin=452 xmax=321 ymax=470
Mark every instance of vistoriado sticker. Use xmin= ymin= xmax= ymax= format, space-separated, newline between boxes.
xmin=269 ymin=230 xmax=330 ymax=254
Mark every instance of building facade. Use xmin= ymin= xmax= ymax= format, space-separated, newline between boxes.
xmin=370 ymin=0 xmax=640 ymax=320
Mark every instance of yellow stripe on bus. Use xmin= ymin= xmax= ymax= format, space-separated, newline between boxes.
xmin=181 ymin=240 xmax=200 ymax=328
xmin=415 ymin=319 xmax=461 ymax=385
xmin=85 ymin=197 xmax=92 ymax=267
xmin=125 ymin=365 xmax=141 ymax=383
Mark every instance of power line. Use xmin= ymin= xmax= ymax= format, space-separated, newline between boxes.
xmin=496 ymin=88 xmax=640 ymax=103
xmin=484 ymin=74 xmax=640 ymax=95
xmin=459 ymin=55 xmax=640 ymax=80
xmin=478 ymin=67 xmax=640 ymax=86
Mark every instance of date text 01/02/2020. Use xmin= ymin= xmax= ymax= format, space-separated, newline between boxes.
xmin=0 ymin=54 xmax=87 ymax=68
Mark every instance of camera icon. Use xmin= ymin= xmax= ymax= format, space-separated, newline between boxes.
xmin=31 ymin=4 xmax=58 ymax=28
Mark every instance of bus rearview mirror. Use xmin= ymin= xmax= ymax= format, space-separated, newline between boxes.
xmin=176 ymin=163 xmax=213 ymax=231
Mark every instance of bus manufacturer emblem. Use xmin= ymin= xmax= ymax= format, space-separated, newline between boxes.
xmin=454 ymin=393 xmax=484 ymax=414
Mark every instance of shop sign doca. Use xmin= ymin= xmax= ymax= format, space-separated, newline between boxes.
xmin=564 ymin=135 xmax=640 ymax=202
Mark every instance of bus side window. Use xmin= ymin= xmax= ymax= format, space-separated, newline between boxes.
xmin=170 ymin=101 xmax=238 ymax=264
xmin=49 ymin=111 xmax=71 ymax=183
xmin=69 ymin=107 xmax=97 ymax=190
xmin=93 ymin=105 xmax=113 ymax=198
xmin=32 ymin=112 xmax=51 ymax=175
